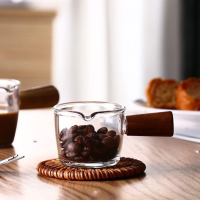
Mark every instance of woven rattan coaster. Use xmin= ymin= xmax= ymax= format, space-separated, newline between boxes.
xmin=36 ymin=157 xmax=146 ymax=181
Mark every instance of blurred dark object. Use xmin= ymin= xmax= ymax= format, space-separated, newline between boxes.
xmin=0 ymin=0 xmax=30 ymax=8
xmin=181 ymin=0 xmax=200 ymax=79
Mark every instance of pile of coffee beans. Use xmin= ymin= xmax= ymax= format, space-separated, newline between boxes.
xmin=59 ymin=124 xmax=120 ymax=162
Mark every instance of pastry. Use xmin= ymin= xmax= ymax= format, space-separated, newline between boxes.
xmin=146 ymin=78 xmax=179 ymax=109
xmin=176 ymin=77 xmax=200 ymax=110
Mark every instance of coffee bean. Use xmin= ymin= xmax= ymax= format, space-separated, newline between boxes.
xmin=86 ymin=132 xmax=98 ymax=140
xmin=61 ymin=135 xmax=68 ymax=143
xmin=93 ymin=146 xmax=106 ymax=155
xmin=83 ymin=136 xmax=96 ymax=148
xmin=94 ymin=140 xmax=102 ymax=147
xmin=67 ymin=142 xmax=82 ymax=153
xmin=86 ymin=124 xmax=95 ymax=133
xmin=59 ymin=132 xmax=63 ymax=140
xmin=83 ymin=146 xmax=92 ymax=151
xmin=102 ymin=137 xmax=115 ymax=149
xmin=78 ymin=125 xmax=86 ymax=130
xmin=93 ymin=133 xmax=99 ymax=140
xmin=67 ymin=133 xmax=78 ymax=140
xmin=61 ymin=138 xmax=72 ymax=149
xmin=62 ymin=141 xmax=68 ymax=149
xmin=114 ymin=135 xmax=120 ymax=148
xmin=97 ymin=127 xmax=108 ymax=134
xmin=61 ymin=132 xmax=77 ymax=143
xmin=65 ymin=149 xmax=70 ymax=154
xmin=100 ymin=149 xmax=117 ymax=161
xmin=83 ymin=136 xmax=101 ymax=148
xmin=78 ymin=125 xmax=88 ymax=134
xmin=86 ymin=132 xmax=95 ymax=137
xmin=60 ymin=124 xmax=121 ymax=162
xmin=67 ymin=125 xmax=78 ymax=134
xmin=66 ymin=151 xmax=79 ymax=158
xmin=59 ymin=127 xmax=67 ymax=139
xmin=81 ymin=150 xmax=91 ymax=156
xmin=62 ymin=127 xmax=68 ymax=133
xmin=97 ymin=134 xmax=108 ymax=140
xmin=61 ymin=149 xmax=65 ymax=156
xmin=60 ymin=133 xmax=77 ymax=146
xmin=108 ymin=149 xmax=118 ymax=157
xmin=77 ymin=130 xmax=86 ymax=136
xmin=74 ymin=135 xmax=84 ymax=145
xmin=99 ymin=153 xmax=110 ymax=161
xmin=106 ymin=130 xmax=116 ymax=137
xmin=89 ymin=155 xmax=99 ymax=161
xmin=75 ymin=156 xmax=86 ymax=162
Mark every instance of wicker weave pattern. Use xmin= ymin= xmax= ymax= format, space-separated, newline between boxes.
xmin=36 ymin=157 xmax=146 ymax=181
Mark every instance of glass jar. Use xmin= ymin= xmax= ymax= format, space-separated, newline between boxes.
xmin=54 ymin=101 xmax=126 ymax=168
xmin=0 ymin=79 xmax=20 ymax=147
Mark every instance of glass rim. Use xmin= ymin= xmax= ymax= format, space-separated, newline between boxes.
xmin=0 ymin=79 xmax=20 ymax=92
xmin=53 ymin=101 xmax=126 ymax=119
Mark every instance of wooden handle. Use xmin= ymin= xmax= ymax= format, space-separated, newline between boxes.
xmin=126 ymin=112 xmax=173 ymax=137
xmin=20 ymin=85 xmax=59 ymax=109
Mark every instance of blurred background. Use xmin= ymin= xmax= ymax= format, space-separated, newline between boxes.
xmin=0 ymin=0 xmax=199 ymax=109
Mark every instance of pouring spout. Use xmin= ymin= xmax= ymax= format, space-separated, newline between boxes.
xmin=84 ymin=116 xmax=93 ymax=121
xmin=0 ymin=79 xmax=20 ymax=93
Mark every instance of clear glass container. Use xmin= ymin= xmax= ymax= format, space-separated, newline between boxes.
xmin=54 ymin=101 xmax=126 ymax=168
xmin=0 ymin=79 xmax=20 ymax=147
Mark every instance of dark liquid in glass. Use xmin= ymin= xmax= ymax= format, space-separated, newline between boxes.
xmin=0 ymin=111 xmax=18 ymax=147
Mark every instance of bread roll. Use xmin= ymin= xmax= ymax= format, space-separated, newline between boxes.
xmin=146 ymin=78 xmax=179 ymax=109
xmin=176 ymin=77 xmax=200 ymax=110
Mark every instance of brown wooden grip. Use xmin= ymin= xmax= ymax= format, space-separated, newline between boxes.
xmin=20 ymin=85 xmax=59 ymax=109
xmin=126 ymin=112 xmax=173 ymax=137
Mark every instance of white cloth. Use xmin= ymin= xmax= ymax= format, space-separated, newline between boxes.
xmin=35 ymin=0 xmax=181 ymax=108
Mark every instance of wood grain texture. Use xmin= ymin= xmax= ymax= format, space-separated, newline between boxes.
xmin=20 ymin=85 xmax=59 ymax=109
xmin=0 ymin=8 xmax=55 ymax=90
xmin=0 ymin=109 xmax=199 ymax=200
xmin=126 ymin=112 xmax=174 ymax=137
xmin=0 ymin=8 xmax=56 ymax=18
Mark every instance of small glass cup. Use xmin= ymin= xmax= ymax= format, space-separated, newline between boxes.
xmin=54 ymin=101 xmax=126 ymax=168
xmin=0 ymin=79 xmax=20 ymax=147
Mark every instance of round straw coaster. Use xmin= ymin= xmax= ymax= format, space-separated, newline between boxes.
xmin=36 ymin=157 xmax=146 ymax=181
